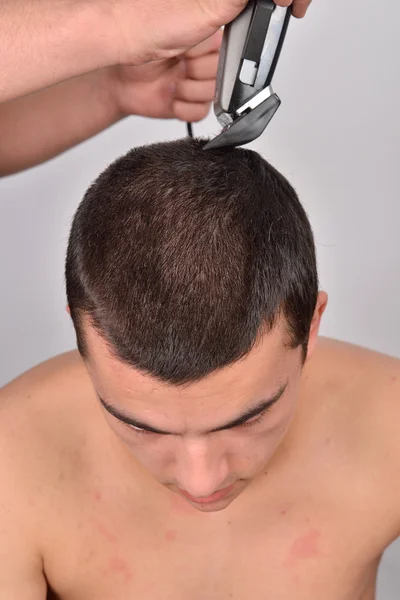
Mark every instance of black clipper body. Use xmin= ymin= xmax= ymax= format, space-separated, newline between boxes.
xmin=204 ymin=0 xmax=291 ymax=150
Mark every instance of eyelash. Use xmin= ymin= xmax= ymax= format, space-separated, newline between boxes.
xmin=127 ymin=424 xmax=154 ymax=436
xmin=238 ymin=406 xmax=271 ymax=429
xmin=125 ymin=406 xmax=271 ymax=436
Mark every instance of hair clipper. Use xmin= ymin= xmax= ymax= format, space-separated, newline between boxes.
xmin=204 ymin=0 xmax=291 ymax=150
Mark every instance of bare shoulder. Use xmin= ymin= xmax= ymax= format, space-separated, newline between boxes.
xmin=1 ymin=349 xmax=88 ymax=404
xmin=307 ymin=337 xmax=400 ymax=534
xmin=1 ymin=348 xmax=94 ymax=415
xmin=308 ymin=336 xmax=400 ymax=426
xmin=303 ymin=336 xmax=400 ymax=405
xmin=2 ymin=351 xmax=83 ymax=448
xmin=0 ymin=350 xmax=98 ymax=474
xmin=0 ymin=351 xmax=88 ymax=599
xmin=0 ymin=350 xmax=100 ymax=508
xmin=1 ymin=349 xmax=89 ymax=473
xmin=307 ymin=336 xmax=400 ymax=379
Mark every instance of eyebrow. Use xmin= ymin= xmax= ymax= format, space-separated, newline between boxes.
xmin=97 ymin=381 xmax=288 ymax=436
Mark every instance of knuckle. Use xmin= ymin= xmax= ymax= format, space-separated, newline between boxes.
xmin=173 ymin=101 xmax=210 ymax=122
xmin=192 ymin=103 xmax=211 ymax=121
xmin=176 ymin=80 xmax=215 ymax=103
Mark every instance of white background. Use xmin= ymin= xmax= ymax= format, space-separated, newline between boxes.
xmin=0 ymin=0 xmax=399 ymax=595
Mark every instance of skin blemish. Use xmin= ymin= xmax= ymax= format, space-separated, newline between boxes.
xmin=94 ymin=490 xmax=102 ymax=501
xmin=109 ymin=557 xmax=133 ymax=582
xmin=286 ymin=528 xmax=321 ymax=563
xmin=92 ymin=517 xmax=118 ymax=543
xmin=391 ymin=376 xmax=397 ymax=383
xmin=165 ymin=530 xmax=177 ymax=542
xmin=279 ymin=504 xmax=290 ymax=516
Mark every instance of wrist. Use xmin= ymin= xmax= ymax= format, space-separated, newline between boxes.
xmin=94 ymin=67 xmax=126 ymax=124
xmin=71 ymin=1 xmax=120 ymax=69
xmin=100 ymin=0 xmax=151 ymax=65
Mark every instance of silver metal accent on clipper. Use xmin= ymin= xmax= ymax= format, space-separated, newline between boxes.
xmin=236 ymin=85 xmax=274 ymax=116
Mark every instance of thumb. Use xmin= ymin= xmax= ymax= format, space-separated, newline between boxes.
xmin=196 ymin=0 xmax=249 ymax=28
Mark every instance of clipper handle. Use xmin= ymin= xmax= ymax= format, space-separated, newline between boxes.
xmin=215 ymin=0 xmax=291 ymax=120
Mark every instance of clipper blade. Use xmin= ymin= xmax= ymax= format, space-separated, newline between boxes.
xmin=204 ymin=93 xmax=281 ymax=150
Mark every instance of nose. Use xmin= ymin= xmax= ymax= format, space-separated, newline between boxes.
xmin=174 ymin=436 xmax=230 ymax=498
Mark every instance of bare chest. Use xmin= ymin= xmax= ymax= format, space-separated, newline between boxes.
xmin=45 ymin=493 xmax=381 ymax=600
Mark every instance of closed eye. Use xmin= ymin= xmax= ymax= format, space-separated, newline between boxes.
xmin=237 ymin=405 xmax=272 ymax=429
xmin=125 ymin=405 xmax=273 ymax=436
xmin=127 ymin=423 xmax=153 ymax=435
xmin=100 ymin=381 xmax=287 ymax=437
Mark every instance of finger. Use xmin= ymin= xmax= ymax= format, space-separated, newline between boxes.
xmin=185 ymin=52 xmax=219 ymax=80
xmin=271 ymin=0 xmax=311 ymax=17
xmin=175 ymin=79 xmax=216 ymax=103
xmin=172 ymin=100 xmax=211 ymax=123
xmin=292 ymin=0 xmax=312 ymax=18
xmin=184 ymin=30 xmax=223 ymax=59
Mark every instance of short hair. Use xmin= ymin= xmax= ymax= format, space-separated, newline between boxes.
xmin=65 ymin=138 xmax=318 ymax=387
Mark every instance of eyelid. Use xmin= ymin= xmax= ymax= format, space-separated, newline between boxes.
xmin=130 ymin=424 xmax=146 ymax=433
xmin=239 ymin=405 xmax=272 ymax=429
xmin=124 ymin=422 xmax=153 ymax=435
xmin=126 ymin=406 xmax=272 ymax=436
xmin=121 ymin=390 xmax=281 ymax=436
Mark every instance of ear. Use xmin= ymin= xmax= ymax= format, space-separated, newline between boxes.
xmin=305 ymin=291 xmax=328 ymax=362
xmin=66 ymin=304 xmax=71 ymax=316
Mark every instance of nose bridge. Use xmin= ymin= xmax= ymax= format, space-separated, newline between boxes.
xmin=175 ymin=435 xmax=229 ymax=496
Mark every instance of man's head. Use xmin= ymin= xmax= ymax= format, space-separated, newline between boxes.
xmin=66 ymin=138 xmax=327 ymax=511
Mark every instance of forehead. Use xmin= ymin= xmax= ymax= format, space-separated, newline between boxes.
xmin=83 ymin=318 xmax=298 ymax=420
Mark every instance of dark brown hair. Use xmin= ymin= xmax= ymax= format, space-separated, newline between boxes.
xmin=66 ymin=138 xmax=318 ymax=386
